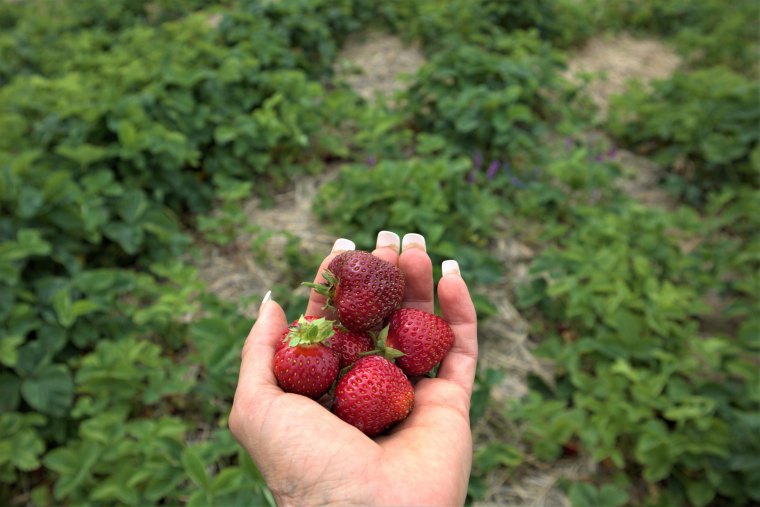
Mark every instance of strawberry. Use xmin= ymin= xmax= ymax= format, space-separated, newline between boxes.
xmin=273 ymin=315 xmax=339 ymax=399
xmin=330 ymin=326 xmax=374 ymax=369
xmin=385 ymin=308 xmax=454 ymax=377
xmin=304 ymin=250 xmax=405 ymax=333
xmin=277 ymin=316 xmax=372 ymax=369
xmin=332 ymin=355 xmax=414 ymax=436
xmin=275 ymin=315 xmax=321 ymax=352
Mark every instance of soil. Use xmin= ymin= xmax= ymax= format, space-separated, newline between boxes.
xmin=334 ymin=30 xmax=426 ymax=102
xmin=564 ymin=33 xmax=681 ymax=117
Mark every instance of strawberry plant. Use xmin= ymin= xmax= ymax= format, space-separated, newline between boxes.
xmin=594 ymin=0 xmax=759 ymax=75
xmin=514 ymin=200 xmax=760 ymax=506
xmin=608 ymin=67 xmax=759 ymax=204
xmin=313 ymin=158 xmax=503 ymax=285
xmin=403 ymin=30 xmax=576 ymax=161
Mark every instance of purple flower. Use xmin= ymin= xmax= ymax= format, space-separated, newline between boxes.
xmin=607 ymin=145 xmax=618 ymax=160
xmin=486 ymin=160 xmax=500 ymax=180
xmin=467 ymin=169 xmax=477 ymax=184
xmin=472 ymin=151 xmax=483 ymax=169
xmin=511 ymin=176 xmax=525 ymax=188
xmin=367 ymin=155 xmax=377 ymax=167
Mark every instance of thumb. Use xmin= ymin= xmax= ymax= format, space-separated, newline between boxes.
xmin=239 ymin=292 xmax=289 ymax=388
xmin=230 ymin=293 xmax=288 ymax=447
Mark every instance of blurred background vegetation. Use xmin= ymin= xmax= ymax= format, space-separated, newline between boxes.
xmin=0 ymin=0 xmax=758 ymax=506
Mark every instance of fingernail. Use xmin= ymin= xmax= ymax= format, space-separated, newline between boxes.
xmin=259 ymin=290 xmax=272 ymax=314
xmin=402 ymin=233 xmax=426 ymax=251
xmin=442 ymin=260 xmax=460 ymax=276
xmin=376 ymin=230 xmax=400 ymax=250
xmin=332 ymin=238 xmax=355 ymax=253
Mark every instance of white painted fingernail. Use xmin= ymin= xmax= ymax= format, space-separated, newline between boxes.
xmin=259 ymin=290 xmax=272 ymax=312
xmin=442 ymin=260 xmax=460 ymax=276
xmin=402 ymin=233 xmax=426 ymax=251
xmin=376 ymin=230 xmax=400 ymax=250
xmin=332 ymin=238 xmax=355 ymax=253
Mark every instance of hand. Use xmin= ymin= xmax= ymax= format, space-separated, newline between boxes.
xmin=229 ymin=232 xmax=478 ymax=506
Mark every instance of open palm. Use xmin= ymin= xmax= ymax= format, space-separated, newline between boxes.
xmin=229 ymin=233 xmax=478 ymax=506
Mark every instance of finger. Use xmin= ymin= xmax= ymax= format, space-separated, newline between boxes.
xmin=304 ymin=238 xmax=355 ymax=317
xmin=238 ymin=293 xmax=289 ymax=388
xmin=398 ymin=233 xmax=434 ymax=313
xmin=372 ymin=230 xmax=400 ymax=266
xmin=436 ymin=261 xmax=478 ymax=396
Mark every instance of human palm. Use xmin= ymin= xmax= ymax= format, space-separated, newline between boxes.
xmin=229 ymin=234 xmax=478 ymax=506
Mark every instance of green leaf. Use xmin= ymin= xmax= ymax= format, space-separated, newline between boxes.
xmin=210 ymin=467 xmax=244 ymax=495
xmin=51 ymin=290 xmax=99 ymax=328
xmin=17 ymin=186 xmax=44 ymax=219
xmin=474 ymin=442 xmax=523 ymax=471
xmin=117 ymin=188 xmax=148 ymax=224
xmin=0 ymin=373 xmax=21 ymax=411
xmin=597 ymin=484 xmax=630 ymax=507
xmin=181 ymin=447 xmax=210 ymax=491
xmin=52 ymin=289 xmax=74 ymax=328
xmin=21 ymin=364 xmax=74 ymax=417
xmin=0 ymin=229 xmax=51 ymax=263
xmin=55 ymin=144 xmax=109 ymax=166
xmin=214 ymin=125 xmax=238 ymax=144
xmin=104 ymin=222 xmax=144 ymax=254
xmin=118 ymin=121 xmax=139 ymax=148
xmin=686 ymin=480 xmax=716 ymax=507
xmin=0 ymin=335 xmax=25 ymax=367
xmin=568 ymin=482 xmax=628 ymax=507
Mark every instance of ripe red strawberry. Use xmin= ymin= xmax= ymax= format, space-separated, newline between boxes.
xmin=333 ymin=355 xmax=414 ymax=436
xmin=304 ymin=250 xmax=405 ymax=333
xmin=330 ymin=326 xmax=374 ymax=369
xmin=273 ymin=315 xmax=339 ymax=399
xmin=385 ymin=308 xmax=454 ymax=377
xmin=277 ymin=317 xmax=372 ymax=369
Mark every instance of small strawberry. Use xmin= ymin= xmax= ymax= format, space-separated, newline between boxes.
xmin=330 ymin=325 xmax=374 ymax=369
xmin=304 ymin=250 xmax=405 ymax=333
xmin=333 ymin=355 xmax=414 ymax=436
xmin=273 ymin=315 xmax=339 ymax=399
xmin=385 ymin=308 xmax=454 ymax=377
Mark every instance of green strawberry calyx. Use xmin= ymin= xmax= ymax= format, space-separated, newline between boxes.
xmin=286 ymin=315 xmax=336 ymax=347
xmin=359 ymin=325 xmax=404 ymax=361
xmin=301 ymin=270 xmax=338 ymax=310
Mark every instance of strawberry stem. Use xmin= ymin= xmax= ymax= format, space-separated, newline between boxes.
xmin=362 ymin=325 xmax=404 ymax=361
xmin=301 ymin=269 xmax=337 ymax=309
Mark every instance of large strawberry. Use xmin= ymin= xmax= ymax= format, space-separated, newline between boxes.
xmin=333 ymin=355 xmax=414 ymax=437
xmin=385 ymin=308 xmax=454 ymax=377
xmin=304 ymin=250 xmax=405 ymax=333
xmin=330 ymin=326 xmax=374 ymax=369
xmin=273 ymin=315 xmax=339 ymax=399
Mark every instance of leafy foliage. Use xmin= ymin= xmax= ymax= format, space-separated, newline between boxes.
xmin=0 ymin=0 xmax=757 ymax=506
xmin=514 ymin=199 xmax=760 ymax=505
xmin=313 ymin=158 xmax=504 ymax=286
xmin=594 ymin=0 xmax=760 ymax=75
xmin=403 ymin=31 xmax=576 ymax=162
xmin=608 ymin=67 xmax=759 ymax=204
